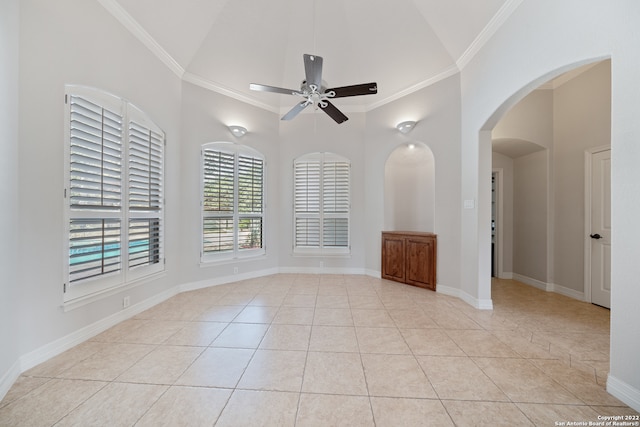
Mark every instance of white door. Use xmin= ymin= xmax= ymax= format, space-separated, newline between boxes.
xmin=589 ymin=148 xmax=611 ymax=308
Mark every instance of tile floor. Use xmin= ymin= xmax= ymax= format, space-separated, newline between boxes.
xmin=1 ymin=275 xmax=638 ymax=426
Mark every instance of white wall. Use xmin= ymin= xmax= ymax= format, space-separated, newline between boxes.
xmin=15 ymin=0 xmax=182 ymax=362
xmin=513 ymin=150 xmax=548 ymax=283
xmin=4 ymin=0 xmax=640 ymax=412
xmin=493 ymin=90 xmax=555 ymax=149
xmin=365 ymin=74 xmax=462 ymax=295
xmin=178 ymin=82 xmax=281 ymax=283
xmin=461 ymin=0 xmax=640 ymax=409
xmin=0 ymin=0 xmax=21 ymax=393
xmin=384 ymin=143 xmax=435 ymax=232
xmin=278 ymin=111 xmax=368 ymax=273
xmin=492 ymin=89 xmax=553 ymax=284
xmin=553 ymin=61 xmax=611 ymax=293
xmin=492 ymin=62 xmax=611 ymax=294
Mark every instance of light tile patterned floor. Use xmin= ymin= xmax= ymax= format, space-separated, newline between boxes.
xmin=1 ymin=275 xmax=638 ymax=426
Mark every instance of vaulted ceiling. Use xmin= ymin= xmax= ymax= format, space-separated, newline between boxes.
xmin=100 ymin=0 xmax=516 ymax=113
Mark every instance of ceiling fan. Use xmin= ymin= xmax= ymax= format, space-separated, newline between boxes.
xmin=250 ymin=54 xmax=377 ymax=124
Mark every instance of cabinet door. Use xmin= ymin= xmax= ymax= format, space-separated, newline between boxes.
xmin=405 ymin=237 xmax=435 ymax=290
xmin=381 ymin=235 xmax=405 ymax=282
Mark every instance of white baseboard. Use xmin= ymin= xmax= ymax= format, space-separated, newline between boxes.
xmin=437 ymin=284 xmax=493 ymax=310
xmin=499 ymin=272 xmax=513 ymax=279
xmin=179 ymin=267 xmax=279 ymax=292
xmin=0 ymin=360 xmax=21 ymax=404
xmin=18 ymin=286 xmax=177 ymax=374
xmin=550 ymin=283 xmax=585 ymax=301
xmin=512 ymin=273 xmax=551 ymax=292
xmin=365 ymin=269 xmax=381 ymax=279
xmin=278 ymin=266 xmax=367 ymax=275
xmin=512 ymin=273 xmax=586 ymax=302
xmin=607 ymin=374 xmax=640 ymax=412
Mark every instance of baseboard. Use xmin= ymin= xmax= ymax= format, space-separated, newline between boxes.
xmin=0 ymin=360 xmax=21 ymax=403
xmin=437 ymin=284 xmax=493 ymax=310
xmin=278 ymin=266 xmax=367 ymax=275
xmin=512 ymin=273 xmax=586 ymax=302
xmin=550 ymin=283 xmax=585 ymax=301
xmin=512 ymin=273 xmax=551 ymax=292
xmin=179 ymin=267 xmax=279 ymax=292
xmin=18 ymin=286 xmax=177 ymax=374
xmin=499 ymin=272 xmax=513 ymax=279
xmin=365 ymin=269 xmax=381 ymax=279
xmin=607 ymin=374 xmax=640 ymax=412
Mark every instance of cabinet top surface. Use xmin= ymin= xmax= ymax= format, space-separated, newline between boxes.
xmin=382 ymin=231 xmax=437 ymax=237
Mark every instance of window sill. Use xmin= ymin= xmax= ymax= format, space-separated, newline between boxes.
xmin=62 ymin=271 xmax=166 ymax=312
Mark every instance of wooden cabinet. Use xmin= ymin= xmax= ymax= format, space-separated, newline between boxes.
xmin=381 ymin=231 xmax=437 ymax=291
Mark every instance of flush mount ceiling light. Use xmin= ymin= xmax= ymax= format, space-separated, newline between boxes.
xmin=229 ymin=125 xmax=247 ymax=137
xmin=396 ymin=120 xmax=416 ymax=134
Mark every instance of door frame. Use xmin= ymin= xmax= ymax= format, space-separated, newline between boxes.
xmin=492 ymin=168 xmax=504 ymax=278
xmin=584 ymin=144 xmax=611 ymax=304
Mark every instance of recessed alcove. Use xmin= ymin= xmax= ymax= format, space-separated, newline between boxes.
xmin=383 ymin=142 xmax=435 ymax=232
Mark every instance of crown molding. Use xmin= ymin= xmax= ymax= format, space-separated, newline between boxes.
xmin=97 ymin=0 xmax=518 ymax=114
xmin=456 ymin=0 xmax=525 ymax=71
xmin=97 ymin=0 xmax=185 ymax=78
xmin=183 ymin=72 xmax=280 ymax=114
xmin=365 ymin=65 xmax=460 ymax=112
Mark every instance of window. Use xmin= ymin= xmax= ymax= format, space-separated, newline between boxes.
xmin=64 ymin=86 xmax=164 ymax=303
xmin=294 ymin=152 xmax=350 ymax=254
xmin=201 ymin=143 xmax=265 ymax=262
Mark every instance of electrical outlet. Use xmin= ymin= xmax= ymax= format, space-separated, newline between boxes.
xmin=233 ymin=267 xmax=239 ymax=274
xmin=123 ymin=296 xmax=130 ymax=308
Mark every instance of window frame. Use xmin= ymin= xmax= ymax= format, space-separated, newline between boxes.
xmin=63 ymin=86 xmax=165 ymax=304
xmin=201 ymin=142 xmax=266 ymax=263
xmin=293 ymin=152 xmax=351 ymax=256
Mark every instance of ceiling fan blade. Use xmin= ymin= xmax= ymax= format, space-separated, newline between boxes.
xmin=303 ymin=54 xmax=323 ymax=90
xmin=282 ymin=101 xmax=309 ymax=120
xmin=320 ymin=101 xmax=349 ymax=124
xmin=250 ymin=83 xmax=302 ymax=96
xmin=326 ymin=82 xmax=378 ymax=98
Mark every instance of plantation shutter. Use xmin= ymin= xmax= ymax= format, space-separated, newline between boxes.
xmin=203 ymin=149 xmax=236 ymax=254
xmin=294 ymin=159 xmax=321 ymax=247
xmin=322 ymin=160 xmax=350 ymax=247
xmin=65 ymin=87 xmax=166 ymax=303
xmin=68 ymin=95 xmax=123 ymax=283
xmin=238 ymin=155 xmax=264 ymax=250
xmin=201 ymin=145 xmax=265 ymax=259
xmin=127 ymin=115 xmax=164 ymax=270
xmin=294 ymin=153 xmax=350 ymax=252
xmin=69 ymin=96 xmax=123 ymax=209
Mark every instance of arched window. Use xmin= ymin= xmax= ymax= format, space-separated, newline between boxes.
xmin=64 ymin=86 xmax=165 ymax=303
xmin=293 ymin=152 xmax=350 ymax=255
xmin=201 ymin=142 xmax=265 ymax=262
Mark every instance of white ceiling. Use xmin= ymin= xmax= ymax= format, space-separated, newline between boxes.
xmin=100 ymin=0 xmax=517 ymax=113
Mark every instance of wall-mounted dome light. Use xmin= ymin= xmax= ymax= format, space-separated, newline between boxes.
xmin=229 ymin=125 xmax=247 ymax=137
xmin=396 ymin=120 xmax=416 ymax=134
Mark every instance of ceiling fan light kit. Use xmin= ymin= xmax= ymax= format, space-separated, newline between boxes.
xmin=250 ymin=54 xmax=377 ymax=124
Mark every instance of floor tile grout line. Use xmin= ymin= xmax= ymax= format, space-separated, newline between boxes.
xmin=292 ymin=283 xmax=316 ymax=426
